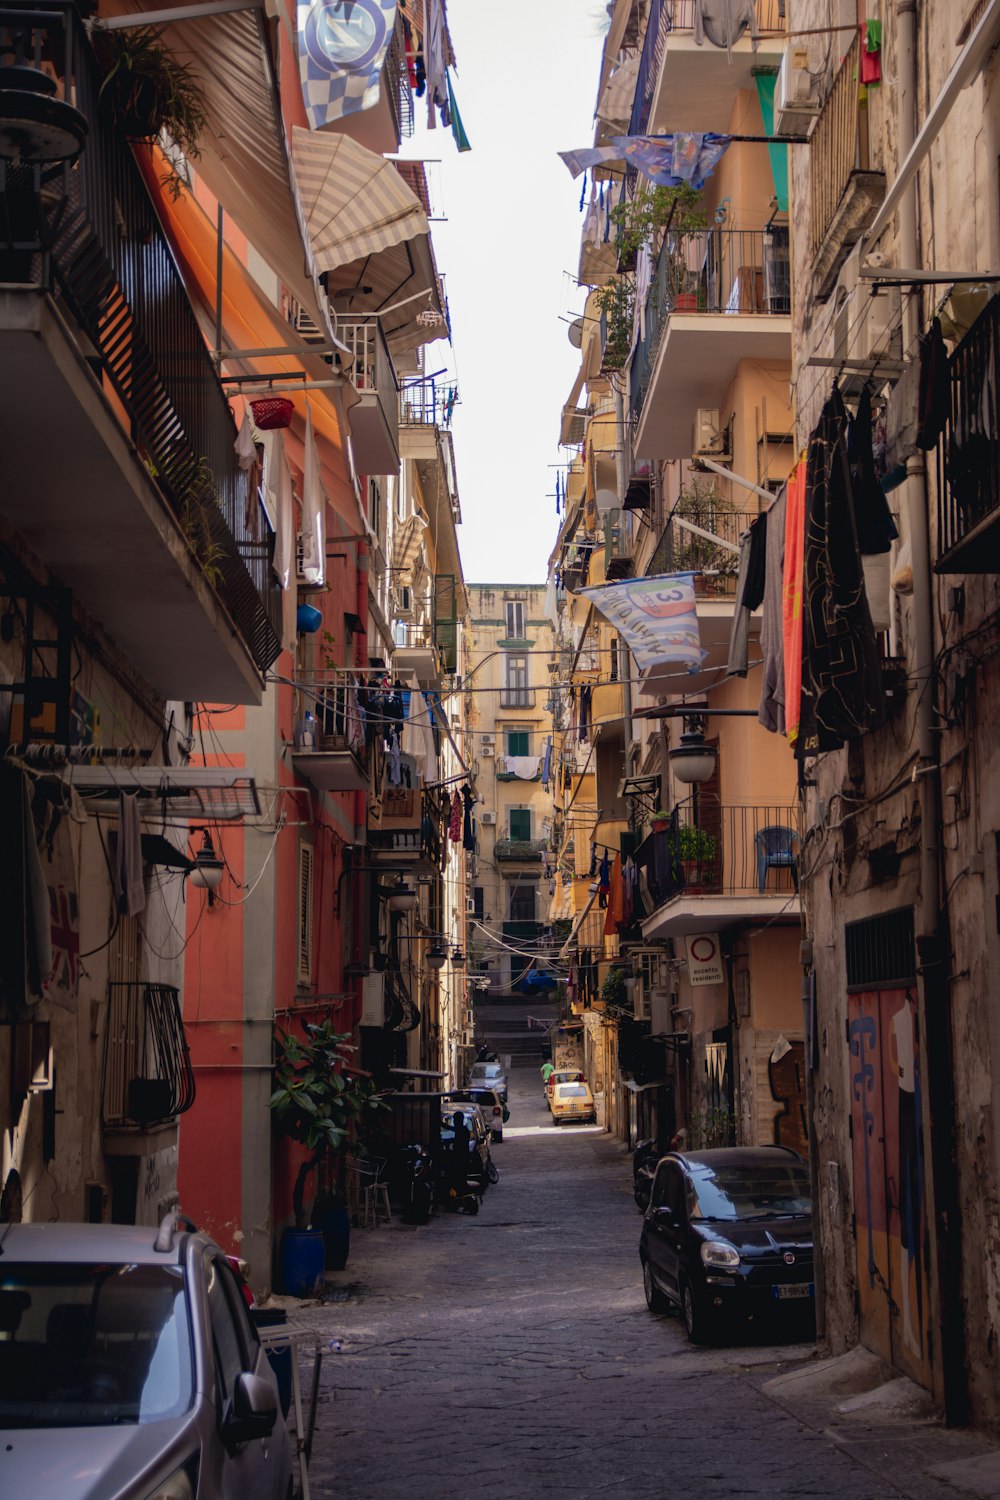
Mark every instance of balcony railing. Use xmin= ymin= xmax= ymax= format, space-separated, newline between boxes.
xmin=400 ymin=378 xmax=459 ymax=427
xmin=935 ymin=290 xmax=1000 ymax=571
xmin=500 ymin=689 xmax=535 ymax=709
xmin=657 ymin=0 xmax=785 ymax=33
xmin=0 ymin=7 xmax=281 ymax=673
xmin=809 ymin=34 xmax=885 ymax=291
xmin=102 ymin=983 xmax=196 ymax=1130
xmin=636 ymin=805 xmax=799 ymax=908
xmin=660 ymin=507 xmax=761 ymax=597
xmin=496 ymin=838 xmax=549 ymax=861
xmin=386 ymin=12 xmax=414 ymax=141
xmin=339 ymin=319 xmax=397 ymax=404
xmin=628 ymin=0 xmax=670 ymax=136
xmin=629 ymin=227 xmax=790 ymax=424
xmin=604 ymin=509 xmax=635 ymax=579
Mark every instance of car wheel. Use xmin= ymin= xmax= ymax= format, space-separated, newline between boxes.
xmin=681 ymin=1278 xmax=710 ymax=1344
xmin=643 ymin=1257 xmax=669 ymax=1314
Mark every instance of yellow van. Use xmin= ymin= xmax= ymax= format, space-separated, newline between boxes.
xmin=550 ymin=1080 xmax=596 ymax=1125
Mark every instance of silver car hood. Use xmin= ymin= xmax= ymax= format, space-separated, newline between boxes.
xmin=0 ymin=1420 xmax=193 ymax=1500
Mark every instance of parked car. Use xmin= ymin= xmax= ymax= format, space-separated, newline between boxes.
xmin=468 ymin=1060 xmax=508 ymax=1103
xmin=0 ymin=1216 xmax=294 ymax=1500
xmin=444 ymin=1088 xmax=508 ymax=1142
xmin=639 ymin=1146 xmax=814 ymax=1344
xmin=545 ymin=1068 xmax=585 ymax=1103
xmin=549 ymin=1080 xmax=597 ymax=1125
xmin=440 ymin=1105 xmax=494 ymax=1190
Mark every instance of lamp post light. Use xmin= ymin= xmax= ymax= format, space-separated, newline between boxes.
xmin=668 ymin=714 xmax=717 ymax=785
xmin=188 ymin=829 xmax=224 ymax=904
xmin=426 ymin=942 xmax=448 ymax=972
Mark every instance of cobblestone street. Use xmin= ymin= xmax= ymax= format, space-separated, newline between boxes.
xmin=282 ymin=1071 xmax=995 ymax=1500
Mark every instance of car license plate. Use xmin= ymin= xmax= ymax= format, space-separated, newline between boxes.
xmin=774 ymin=1283 xmax=814 ymax=1300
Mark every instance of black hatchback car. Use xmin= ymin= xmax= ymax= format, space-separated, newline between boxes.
xmin=639 ymin=1146 xmax=814 ymax=1343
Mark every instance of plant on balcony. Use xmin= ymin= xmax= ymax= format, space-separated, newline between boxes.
xmin=671 ymin=479 xmax=742 ymax=586
xmin=95 ymin=26 xmax=208 ymax=199
xmin=601 ymin=966 xmax=627 ymax=1007
xmin=269 ymin=1021 xmax=386 ymax=1229
xmin=610 ymin=182 xmax=708 ymax=262
xmin=674 ymin=823 xmax=717 ymax=864
xmin=594 ymin=277 xmax=635 ymax=372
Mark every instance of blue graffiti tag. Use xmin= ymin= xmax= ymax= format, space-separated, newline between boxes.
xmin=849 ymin=1014 xmax=878 ymax=1287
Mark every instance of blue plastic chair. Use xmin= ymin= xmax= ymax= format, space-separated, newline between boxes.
xmin=755 ymin=826 xmax=799 ymax=893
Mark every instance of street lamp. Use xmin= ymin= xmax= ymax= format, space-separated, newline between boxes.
xmin=426 ymin=942 xmax=448 ymax=971
xmin=188 ymin=829 xmax=224 ymax=903
xmin=668 ymin=714 xmax=717 ymax=785
xmin=386 ymin=878 xmax=417 ymax=913
xmin=451 ymin=947 xmax=466 ymax=969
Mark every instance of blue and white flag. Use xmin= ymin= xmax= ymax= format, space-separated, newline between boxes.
xmin=297 ymin=0 xmax=397 ymax=129
xmin=579 ymin=574 xmax=705 ymax=673
xmin=559 ymin=133 xmax=731 ymax=191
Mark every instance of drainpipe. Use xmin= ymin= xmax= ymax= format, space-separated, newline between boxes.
xmin=894 ymin=0 xmax=967 ymax=1423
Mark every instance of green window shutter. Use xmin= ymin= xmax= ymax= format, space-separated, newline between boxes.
xmin=507 ymin=731 xmax=528 ymax=757
xmin=509 ymin=808 xmax=531 ymax=841
xmin=433 ymin=574 xmax=457 ymax=672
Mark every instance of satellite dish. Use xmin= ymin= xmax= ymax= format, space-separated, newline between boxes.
xmin=568 ymin=318 xmax=585 ymax=348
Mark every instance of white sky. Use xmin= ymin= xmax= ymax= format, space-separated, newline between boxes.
xmin=401 ymin=1 xmax=606 ymax=584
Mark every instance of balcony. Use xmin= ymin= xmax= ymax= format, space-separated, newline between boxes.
xmin=0 ymin=12 xmax=281 ymax=705
xmin=639 ymin=0 xmax=786 ymax=135
xmin=340 ymin=320 xmax=399 ymax=476
xmin=935 ymin=290 xmax=1000 ymax=572
xmin=102 ymin=983 xmax=195 ymax=1141
xmin=604 ymin=509 xmax=634 ymax=579
xmin=368 ymin=788 xmax=442 ymax=875
xmin=291 ymin=677 xmax=367 ymax=792
xmin=809 ymin=34 xmax=886 ymax=299
xmin=636 ymin=805 xmax=800 ymax=939
xmin=400 ymin=378 xmax=459 ymax=429
xmin=393 ymin=621 xmax=443 ymax=686
xmin=631 ymin=227 xmax=791 ymax=459
xmin=659 ymin=504 xmax=759 ymax=597
xmin=495 ymin=838 xmax=549 ymax=862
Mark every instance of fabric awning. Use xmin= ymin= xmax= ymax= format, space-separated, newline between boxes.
xmin=106 ymin=1 xmax=328 ymax=330
xmin=560 ymin=886 xmax=599 ymax=957
xmin=291 ymin=127 xmax=429 ymax=273
xmin=392 ymin=513 xmax=429 ymax=576
xmin=597 ymin=53 xmax=640 ymax=130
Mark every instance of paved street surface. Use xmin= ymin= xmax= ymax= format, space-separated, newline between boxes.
xmin=284 ymin=1070 xmax=996 ymax=1500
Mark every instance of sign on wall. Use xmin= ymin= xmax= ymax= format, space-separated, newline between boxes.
xmin=685 ymin=932 xmax=724 ymax=986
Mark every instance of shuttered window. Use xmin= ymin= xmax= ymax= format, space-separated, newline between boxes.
xmin=296 ymin=843 xmax=314 ymax=985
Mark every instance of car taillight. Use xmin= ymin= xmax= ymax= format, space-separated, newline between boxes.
xmin=493 ymin=1106 xmax=501 ymax=1116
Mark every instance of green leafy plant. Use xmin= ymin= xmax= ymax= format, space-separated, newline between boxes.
xmin=95 ymin=26 xmax=207 ymax=199
xmin=670 ymin=479 xmax=742 ymax=581
xmin=674 ymin=824 xmax=717 ymax=863
xmin=689 ymin=1106 xmax=735 ymax=1149
xmin=610 ymin=183 xmax=708 ymax=261
xmin=269 ymin=1021 xmax=387 ymax=1228
xmin=594 ymin=277 xmax=635 ymax=372
xmin=601 ymin=966 xmax=627 ymax=1007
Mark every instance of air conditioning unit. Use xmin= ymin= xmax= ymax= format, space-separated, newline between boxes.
xmin=833 ymin=257 xmax=902 ymax=392
xmin=776 ymin=45 xmax=821 ymax=136
xmin=480 ymin=810 xmax=497 ymax=826
xmin=692 ymin=408 xmax=723 ymax=456
xmin=480 ymin=736 xmax=495 ymax=757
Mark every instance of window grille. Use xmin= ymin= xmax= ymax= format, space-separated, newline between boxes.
xmin=297 ymin=843 xmax=314 ymax=985
xmin=844 ymin=907 xmax=916 ymax=991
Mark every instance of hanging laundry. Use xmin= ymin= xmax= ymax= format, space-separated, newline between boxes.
xmin=798 ymin=387 xmax=885 ymax=758
xmin=389 ymin=740 xmax=402 ymax=786
xmin=598 ymin=851 xmax=610 ymax=909
xmin=589 ymin=845 xmax=598 ymax=878
xmin=847 ymin=388 xmax=899 ymax=553
xmin=757 ymin=485 xmax=787 ymax=733
xmin=449 ymin=790 xmax=463 ymax=842
xmin=741 ymin=511 xmax=768 ymax=610
xmin=506 ymin=755 xmax=541 ymax=780
xmin=622 ymin=856 xmax=637 ymax=928
xmin=603 ymin=855 xmax=624 ymax=936
xmin=727 ymin=527 xmax=753 ymax=678
xmin=579 ymin=684 xmax=592 ymax=741
xmin=782 ymin=460 xmax=807 ymax=752
xmin=916 ymin=317 xmax=951 ymax=450
xmin=462 ymin=785 xmax=476 ymax=851
xmin=694 ymin=0 xmax=760 ymax=60
xmin=234 ymin=410 xmax=256 ymax=471
xmin=541 ymin=737 xmax=553 ymax=789
xmin=885 ymin=353 xmax=922 ymax=466
xmin=860 ymin=19 xmax=882 ymax=86
xmin=446 ymin=72 xmax=471 ymax=152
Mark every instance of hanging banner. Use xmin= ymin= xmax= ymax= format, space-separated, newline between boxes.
xmin=685 ymin=932 xmax=724 ymax=987
xmin=297 ymin=0 xmax=398 ymax=129
xmin=579 ymin=573 xmax=705 ymax=672
xmin=558 ymin=133 xmax=731 ymax=189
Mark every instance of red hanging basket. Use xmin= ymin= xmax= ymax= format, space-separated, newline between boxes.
xmin=250 ymin=396 xmax=295 ymax=431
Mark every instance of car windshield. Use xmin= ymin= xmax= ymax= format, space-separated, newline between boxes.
xmin=0 ymin=1262 xmax=193 ymax=1429
xmin=688 ymin=1163 xmax=812 ymax=1221
xmin=472 ymin=1066 xmax=501 ymax=1080
xmin=556 ymin=1085 xmax=589 ymax=1098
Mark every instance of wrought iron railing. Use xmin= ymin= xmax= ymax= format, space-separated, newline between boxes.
xmin=386 ymin=12 xmax=414 ymax=141
xmin=935 ymin=290 xmax=1000 ymax=568
xmin=102 ymin=983 xmax=195 ymax=1129
xmin=496 ymin=838 xmax=549 ymax=861
xmin=629 ymin=227 xmax=790 ymax=423
xmin=0 ymin=6 xmax=281 ymax=672
xmin=659 ymin=507 xmax=760 ymax=596
xmin=660 ymin=0 xmax=786 ymax=32
xmin=399 ymin=378 xmax=459 ymax=427
xmin=294 ymin=673 xmax=367 ymax=755
xmin=628 ymin=0 xmax=669 ymax=136
xmin=636 ymin=804 xmax=799 ymax=908
xmin=809 ymin=33 xmax=877 ymax=257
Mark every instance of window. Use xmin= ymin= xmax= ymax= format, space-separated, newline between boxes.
xmin=506 ymin=730 xmax=529 ymax=757
xmin=296 ymin=843 xmax=314 ymax=985
xmin=502 ymin=655 xmax=531 ymax=707
xmin=508 ymin=879 xmax=537 ymax=922
xmin=505 ymin=601 xmax=526 ymax=638
xmin=508 ymin=808 xmax=532 ymax=842
xmin=473 ymin=886 xmax=484 ymax=918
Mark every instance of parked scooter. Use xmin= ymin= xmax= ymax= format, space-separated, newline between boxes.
xmin=398 ymin=1143 xmax=434 ymax=1224
xmin=633 ymin=1138 xmax=660 ymax=1210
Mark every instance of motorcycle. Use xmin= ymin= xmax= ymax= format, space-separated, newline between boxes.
xmin=632 ymin=1138 xmax=660 ymax=1211
xmin=398 ymin=1143 xmax=434 ymax=1224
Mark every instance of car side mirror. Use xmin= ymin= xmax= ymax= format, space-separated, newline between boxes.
xmin=223 ymin=1372 xmax=278 ymax=1446
xmin=652 ymin=1204 xmax=676 ymax=1225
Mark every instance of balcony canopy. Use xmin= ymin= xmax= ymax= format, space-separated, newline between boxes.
xmin=291 ymin=128 xmax=429 ymax=276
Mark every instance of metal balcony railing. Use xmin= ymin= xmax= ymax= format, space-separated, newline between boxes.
xmin=629 ymin=227 xmax=790 ymax=424
xmin=628 ymin=0 xmax=670 ymax=137
xmin=101 ymin=983 xmax=196 ymax=1130
xmin=661 ymin=507 xmax=761 ymax=596
xmin=636 ymin=805 xmax=799 ymax=908
xmin=385 ymin=12 xmax=414 ymax=141
xmin=495 ymin=838 xmax=549 ymax=861
xmin=809 ymin=33 xmax=881 ymax=262
xmin=339 ymin=320 xmax=397 ymax=405
xmin=399 ymin=378 xmax=459 ymax=428
xmin=294 ymin=673 xmax=367 ymax=754
xmin=935 ymin=290 xmax=1000 ymax=571
xmin=0 ymin=6 xmax=281 ymax=673
xmin=659 ymin=0 xmax=786 ymax=33
xmin=604 ymin=509 xmax=635 ymax=579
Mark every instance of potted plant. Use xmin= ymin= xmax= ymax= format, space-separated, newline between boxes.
xmin=95 ymin=26 xmax=207 ymax=198
xmin=650 ymin=808 xmax=671 ymax=834
xmin=674 ymin=824 xmax=718 ymax=891
xmin=670 ymin=479 xmax=742 ymax=592
xmin=610 ymin=183 xmax=709 ymax=309
xmin=593 ymin=277 xmax=635 ymax=372
xmin=601 ymin=966 xmax=627 ymax=1008
xmin=269 ymin=1022 xmax=385 ymax=1291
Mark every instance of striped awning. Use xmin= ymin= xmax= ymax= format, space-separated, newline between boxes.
xmin=291 ymin=128 xmax=429 ymax=274
xmin=392 ymin=513 xmax=428 ymax=577
xmin=597 ymin=53 xmax=640 ymax=129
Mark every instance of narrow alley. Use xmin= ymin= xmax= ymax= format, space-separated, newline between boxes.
xmin=295 ymin=1066 xmax=993 ymax=1500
